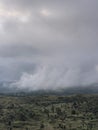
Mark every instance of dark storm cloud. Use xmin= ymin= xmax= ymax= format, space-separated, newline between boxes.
xmin=0 ymin=0 xmax=98 ymax=90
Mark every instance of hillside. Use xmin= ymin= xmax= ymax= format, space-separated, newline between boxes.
xmin=0 ymin=94 xmax=98 ymax=130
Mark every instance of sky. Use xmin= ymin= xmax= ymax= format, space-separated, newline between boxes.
xmin=0 ymin=0 xmax=98 ymax=91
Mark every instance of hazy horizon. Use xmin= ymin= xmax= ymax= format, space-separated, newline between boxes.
xmin=0 ymin=0 xmax=98 ymax=91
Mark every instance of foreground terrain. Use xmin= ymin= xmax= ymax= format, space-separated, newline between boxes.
xmin=0 ymin=94 xmax=98 ymax=130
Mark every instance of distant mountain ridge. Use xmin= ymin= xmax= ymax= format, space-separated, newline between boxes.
xmin=0 ymin=80 xmax=98 ymax=94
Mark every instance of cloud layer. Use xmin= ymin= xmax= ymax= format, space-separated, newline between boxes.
xmin=0 ymin=0 xmax=98 ymax=90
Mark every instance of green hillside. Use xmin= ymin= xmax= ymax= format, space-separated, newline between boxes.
xmin=0 ymin=94 xmax=98 ymax=130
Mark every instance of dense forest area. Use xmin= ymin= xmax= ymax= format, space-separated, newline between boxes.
xmin=0 ymin=94 xmax=98 ymax=130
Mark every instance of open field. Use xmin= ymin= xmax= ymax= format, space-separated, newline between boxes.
xmin=0 ymin=94 xmax=98 ymax=130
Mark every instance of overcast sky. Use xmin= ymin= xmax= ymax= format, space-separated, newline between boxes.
xmin=0 ymin=0 xmax=98 ymax=90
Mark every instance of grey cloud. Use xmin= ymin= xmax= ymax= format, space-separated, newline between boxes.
xmin=0 ymin=0 xmax=98 ymax=90
xmin=0 ymin=44 xmax=42 ymax=58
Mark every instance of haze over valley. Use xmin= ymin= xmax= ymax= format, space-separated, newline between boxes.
xmin=0 ymin=0 xmax=98 ymax=92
